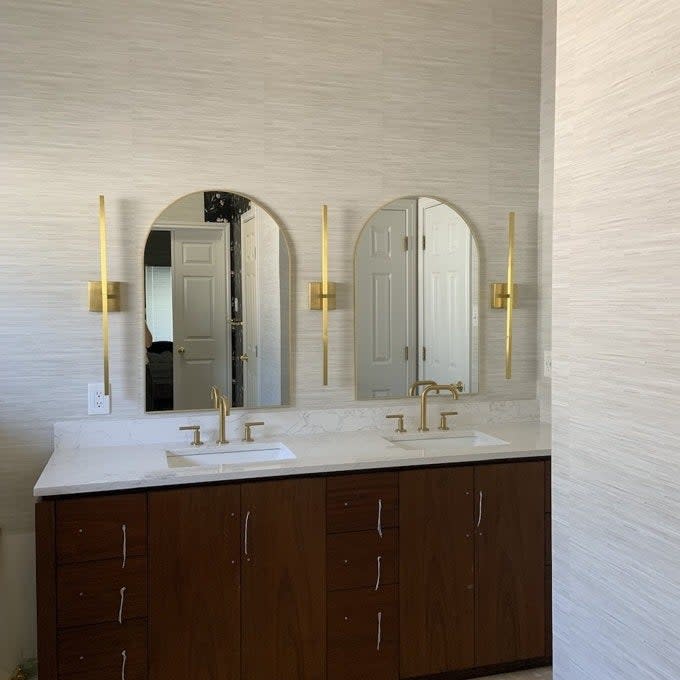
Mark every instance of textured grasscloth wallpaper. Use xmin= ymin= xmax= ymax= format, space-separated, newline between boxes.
xmin=0 ymin=0 xmax=541 ymax=667
xmin=553 ymin=1 xmax=680 ymax=678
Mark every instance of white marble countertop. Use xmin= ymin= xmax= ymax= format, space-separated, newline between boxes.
xmin=34 ymin=422 xmax=550 ymax=497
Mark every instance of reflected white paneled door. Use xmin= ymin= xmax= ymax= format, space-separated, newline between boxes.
xmin=356 ymin=199 xmax=416 ymax=399
xmin=172 ymin=228 xmax=228 ymax=410
xmin=418 ymin=198 xmax=471 ymax=390
xmin=241 ymin=212 xmax=260 ymax=407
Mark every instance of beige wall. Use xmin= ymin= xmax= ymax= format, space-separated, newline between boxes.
xmin=0 ymin=0 xmax=542 ymax=667
xmin=538 ymin=0 xmax=555 ymax=422
xmin=553 ymin=1 xmax=680 ymax=677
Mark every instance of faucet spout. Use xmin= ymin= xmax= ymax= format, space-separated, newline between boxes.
xmin=409 ymin=380 xmax=439 ymax=397
xmin=418 ymin=383 xmax=464 ymax=432
xmin=209 ymin=386 xmax=231 ymax=444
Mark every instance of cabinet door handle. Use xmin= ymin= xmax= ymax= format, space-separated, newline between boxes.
xmin=244 ymin=510 xmax=251 ymax=558
xmin=377 ymin=498 xmax=383 ymax=538
xmin=118 ymin=586 xmax=126 ymax=624
xmin=375 ymin=556 xmax=382 ymax=591
xmin=377 ymin=611 xmax=382 ymax=651
xmin=476 ymin=491 xmax=484 ymax=529
xmin=121 ymin=524 xmax=127 ymax=568
xmin=121 ymin=649 xmax=127 ymax=680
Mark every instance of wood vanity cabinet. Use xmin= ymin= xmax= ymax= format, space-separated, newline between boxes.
xmin=399 ymin=460 xmax=550 ymax=679
xmin=36 ymin=459 xmax=550 ymax=680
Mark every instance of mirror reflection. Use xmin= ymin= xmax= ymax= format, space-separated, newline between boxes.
xmin=354 ymin=197 xmax=479 ymax=400
xmin=144 ymin=191 xmax=291 ymax=412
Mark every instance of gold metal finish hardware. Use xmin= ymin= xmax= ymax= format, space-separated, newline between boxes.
xmin=438 ymin=411 xmax=458 ymax=431
xmin=409 ymin=380 xmax=438 ymax=397
xmin=243 ymin=421 xmax=264 ymax=442
xmin=179 ymin=425 xmax=203 ymax=447
xmin=94 ymin=195 xmax=113 ymax=397
xmin=308 ymin=205 xmax=336 ymax=386
xmin=489 ymin=212 xmax=516 ymax=379
xmin=210 ymin=385 xmax=230 ymax=444
xmin=239 ymin=354 xmax=249 ymax=362
xmin=422 ymin=235 xmax=426 ymax=250
xmin=88 ymin=281 xmax=121 ymax=312
xmin=386 ymin=414 xmax=406 ymax=433
xmin=422 ymin=347 xmax=427 ymax=361
xmin=229 ymin=319 xmax=244 ymax=327
xmin=404 ymin=346 xmax=409 ymax=362
xmin=308 ymin=282 xmax=337 ymax=310
xmin=403 ymin=236 xmax=409 ymax=251
xmin=177 ymin=346 xmax=186 ymax=355
xmin=418 ymin=383 xmax=463 ymax=432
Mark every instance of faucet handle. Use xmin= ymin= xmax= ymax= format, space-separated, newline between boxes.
xmin=179 ymin=425 xmax=203 ymax=446
xmin=243 ymin=421 xmax=265 ymax=443
xmin=438 ymin=411 xmax=458 ymax=431
xmin=453 ymin=381 xmax=465 ymax=393
xmin=386 ymin=414 xmax=406 ymax=433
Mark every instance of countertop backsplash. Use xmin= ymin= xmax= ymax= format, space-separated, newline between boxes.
xmin=53 ymin=399 xmax=539 ymax=451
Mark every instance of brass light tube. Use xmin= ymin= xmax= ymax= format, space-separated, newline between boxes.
xmin=321 ymin=204 xmax=329 ymax=386
xmin=98 ymin=195 xmax=110 ymax=396
xmin=505 ymin=211 xmax=515 ymax=379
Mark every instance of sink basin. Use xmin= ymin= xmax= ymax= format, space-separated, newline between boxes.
xmin=166 ymin=442 xmax=296 ymax=468
xmin=386 ymin=430 xmax=508 ymax=452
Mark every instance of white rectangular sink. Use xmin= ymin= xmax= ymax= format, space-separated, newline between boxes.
xmin=386 ymin=430 xmax=508 ymax=452
xmin=166 ymin=442 xmax=296 ymax=468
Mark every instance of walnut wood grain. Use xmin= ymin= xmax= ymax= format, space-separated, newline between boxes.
xmin=327 ymin=472 xmax=398 ymax=534
xmin=327 ymin=584 xmax=399 ymax=680
xmin=36 ymin=500 xmax=58 ymax=680
xmin=57 ymin=556 xmax=147 ymax=628
xmin=474 ymin=461 xmax=546 ymax=666
xmin=56 ymin=493 xmax=147 ymax=564
xmin=327 ymin=527 xmax=397 ymax=591
xmin=57 ymin=619 xmax=147 ymax=680
xmin=148 ymin=484 xmax=240 ymax=680
xmin=241 ymin=477 xmax=326 ymax=680
xmin=399 ymin=466 xmax=476 ymax=677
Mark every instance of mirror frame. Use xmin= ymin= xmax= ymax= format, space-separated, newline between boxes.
xmin=142 ymin=188 xmax=295 ymax=413
xmin=353 ymin=195 xmax=481 ymax=401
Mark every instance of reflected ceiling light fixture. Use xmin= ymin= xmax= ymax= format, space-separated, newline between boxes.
xmin=88 ymin=195 xmax=122 ymax=399
xmin=490 ymin=211 xmax=517 ymax=379
xmin=308 ymin=205 xmax=337 ymax=386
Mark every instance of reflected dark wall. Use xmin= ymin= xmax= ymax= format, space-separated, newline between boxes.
xmin=204 ymin=192 xmax=250 ymax=407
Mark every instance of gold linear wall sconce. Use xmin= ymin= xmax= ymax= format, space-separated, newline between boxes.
xmin=308 ymin=205 xmax=337 ymax=385
xmin=490 ymin=211 xmax=517 ymax=379
xmin=88 ymin=195 xmax=122 ymax=397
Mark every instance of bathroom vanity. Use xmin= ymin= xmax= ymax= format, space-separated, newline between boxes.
xmin=34 ymin=424 xmax=551 ymax=680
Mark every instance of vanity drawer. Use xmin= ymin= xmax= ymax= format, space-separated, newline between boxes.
xmin=327 ymin=529 xmax=397 ymax=592
xmin=58 ymin=619 xmax=147 ymax=680
xmin=57 ymin=556 xmax=147 ymax=628
xmin=327 ymin=472 xmax=398 ymax=534
xmin=56 ymin=493 xmax=147 ymax=564
xmin=327 ymin=585 xmax=398 ymax=680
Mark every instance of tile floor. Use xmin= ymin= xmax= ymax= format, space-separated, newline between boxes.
xmin=478 ymin=668 xmax=552 ymax=680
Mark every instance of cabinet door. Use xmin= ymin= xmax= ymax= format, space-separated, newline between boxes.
xmin=148 ymin=485 xmax=240 ymax=680
xmin=241 ymin=477 xmax=325 ymax=680
xmin=399 ymin=467 xmax=475 ymax=677
xmin=475 ymin=461 xmax=546 ymax=666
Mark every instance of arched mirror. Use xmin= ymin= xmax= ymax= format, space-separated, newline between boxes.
xmin=144 ymin=190 xmax=291 ymax=411
xmin=354 ymin=196 xmax=479 ymax=399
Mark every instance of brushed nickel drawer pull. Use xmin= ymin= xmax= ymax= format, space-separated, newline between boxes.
xmin=375 ymin=555 xmax=382 ymax=591
xmin=477 ymin=491 xmax=484 ymax=529
xmin=121 ymin=524 xmax=127 ymax=568
xmin=118 ymin=586 xmax=126 ymax=624
xmin=121 ymin=649 xmax=127 ymax=680
xmin=377 ymin=499 xmax=383 ymax=538
xmin=377 ymin=611 xmax=382 ymax=651
xmin=244 ymin=510 xmax=251 ymax=559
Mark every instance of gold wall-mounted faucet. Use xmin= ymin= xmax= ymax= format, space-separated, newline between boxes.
xmin=210 ymin=385 xmax=231 ymax=445
xmin=418 ymin=382 xmax=464 ymax=432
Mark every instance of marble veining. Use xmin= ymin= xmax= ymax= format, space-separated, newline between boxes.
xmin=36 ymin=422 xmax=550 ymax=497
xmin=53 ymin=399 xmax=539 ymax=450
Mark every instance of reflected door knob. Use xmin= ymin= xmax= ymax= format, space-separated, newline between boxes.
xmin=177 ymin=346 xmax=186 ymax=355
xmin=240 ymin=354 xmax=249 ymax=362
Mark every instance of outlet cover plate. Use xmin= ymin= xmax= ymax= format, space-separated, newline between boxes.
xmin=88 ymin=383 xmax=111 ymax=415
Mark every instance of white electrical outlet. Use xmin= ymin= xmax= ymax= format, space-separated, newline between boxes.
xmin=543 ymin=351 xmax=552 ymax=378
xmin=88 ymin=383 xmax=111 ymax=415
